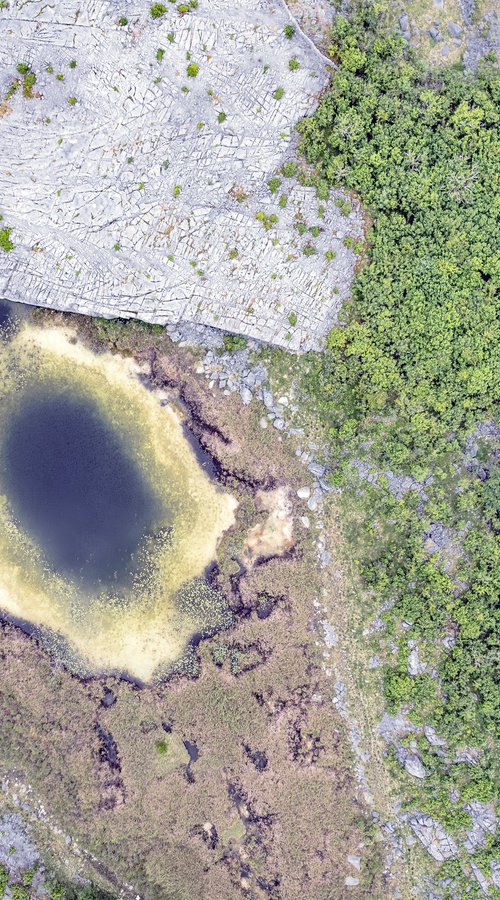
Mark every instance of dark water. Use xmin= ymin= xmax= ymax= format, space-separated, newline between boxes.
xmin=2 ymin=390 xmax=162 ymax=588
xmin=0 ymin=299 xmax=11 ymax=328
xmin=0 ymin=298 xmax=30 ymax=335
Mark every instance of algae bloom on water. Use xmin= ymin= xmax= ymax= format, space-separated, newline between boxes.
xmin=0 ymin=321 xmax=236 ymax=681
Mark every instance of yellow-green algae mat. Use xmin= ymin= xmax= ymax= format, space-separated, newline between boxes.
xmin=0 ymin=321 xmax=236 ymax=681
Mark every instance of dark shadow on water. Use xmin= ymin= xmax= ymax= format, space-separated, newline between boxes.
xmin=1 ymin=389 xmax=164 ymax=589
xmin=0 ymin=298 xmax=31 ymax=341
xmin=0 ymin=299 xmax=12 ymax=329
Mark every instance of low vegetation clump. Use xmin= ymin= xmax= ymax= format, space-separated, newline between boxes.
xmin=186 ymin=62 xmax=199 ymax=77
xmin=222 ymin=333 xmax=248 ymax=352
xmin=8 ymin=62 xmax=37 ymax=99
xmin=298 ymin=2 xmax=499 ymax=891
xmin=0 ymin=219 xmax=14 ymax=252
xmin=150 ymin=2 xmax=167 ymax=17
xmin=255 ymin=211 xmax=278 ymax=231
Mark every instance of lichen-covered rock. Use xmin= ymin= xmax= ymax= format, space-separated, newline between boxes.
xmin=407 ymin=813 xmax=458 ymax=861
xmin=400 ymin=751 xmax=427 ymax=779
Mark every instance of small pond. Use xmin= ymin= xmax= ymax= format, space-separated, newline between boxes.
xmin=0 ymin=310 xmax=236 ymax=680
xmin=4 ymin=390 xmax=164 ymax=589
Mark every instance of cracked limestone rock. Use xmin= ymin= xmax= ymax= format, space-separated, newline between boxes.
xmin=407 ymin=813 xmax=458 ymax=861
xmin=0 ymin=0 xmax=363 ymax=351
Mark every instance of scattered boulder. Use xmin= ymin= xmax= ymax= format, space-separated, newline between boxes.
xmin=464 ymin=802 xmax=496 ymax=852
xmin=321 ymin=620 xmax=337 ymax=648
xmin=402 ymin=752 xmax=427 ymax=779
xmin=408 ymin=644 xmax=427 ymax=676
xmin=262 ymin=389 xmax=274 ymax=409
xmin=424 ymin=725 xmax=447 ymax=748
xmin=429 ymin=25 xmax=442 ymax=41
xmin=455 ymin=747 xmax=480 ymax=765
xmin=297 ymin=486 xmax=311 ymax=500
xmin=448 ymin=21 xmax=463 ymax=37
xmin=379 ymin=712 xmax=415 ymax=742
xmin=240 ymin=386 xmax=252 ymax=405
xmin=408 ymin=813 xmax=458 ymax=861
xmin=347 ymin=854 xmax=361 ymax=871
xmin=471 ymin=861 xmax=490 ymax=894
xmin=308 ymin=462 xmax=326 ymax=478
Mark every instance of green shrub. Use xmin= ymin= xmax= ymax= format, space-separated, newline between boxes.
xmin=281 ymin=161 xmax=297 ymax=177
xmin=334 ymin=197 xmax=351 ymax=216
xmin=217 ymin=111 xmax=226 ymax=123
xmin=255 ymin=211 xmax=278 ymax=231
xmin=298 ymin=7 xmax=500 ymax=885
xmin=284 ymin=24 xmax=295 ymax=38
xmin=186 ymin=62 xmax=199 ymax=76
xmin=288 ymin=57 xmax=300 ymax=71
xmin=268 ymin=177 xmax=281 ymax=194
xmin=22 ymin=71 xmax=36 ymax=96
xmin=48 ymin=882 xmax=67 ymax=899
xmin=156 ymin=47 xmax=165 ymax=61
xmin=288 ymin=311 xmax=297 ymax=327
xmin=0 ymin=226 xmax=14 ymax=252
xmin=68 ymin=96 xmax=76 ymax=105
xmin=118 ymin=15 xmax=128 ymax=25
xmin=273 ymin=87 xmax=284 ymax=100
xmin=223 ymin=334 xmax=248 ymax=352
xmin=0 ymin=865 xmax=8 ymax=895
xmin=150 ymin=3 xmax=167 ymax=17
xmin=299 ymin=7 xmax=499 ymax=464
xmin=11 ymin=888 xmax=29 ymax=900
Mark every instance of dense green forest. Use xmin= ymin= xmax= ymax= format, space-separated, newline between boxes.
xmin=299 ymin=5 xmax=499 ymax=892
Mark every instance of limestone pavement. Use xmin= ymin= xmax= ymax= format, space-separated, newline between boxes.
xmin=0 ymin=0 xmax=363 ymax=350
